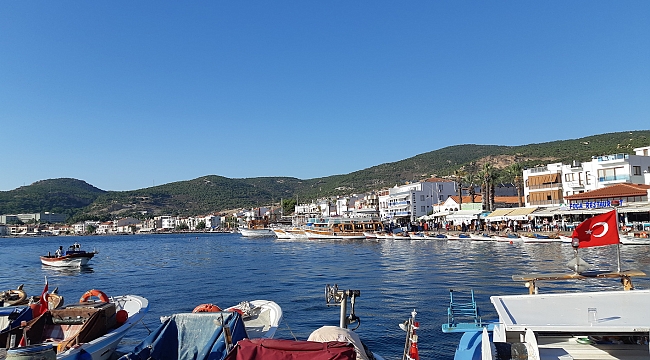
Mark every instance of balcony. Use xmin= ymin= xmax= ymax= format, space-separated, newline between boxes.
xmin=529 ymin=200 xmax=563 ymax=206
xmin=392 ymin=211 xmax=411 ymax=216
xmin=599 ymin=174 xmax=630 ymax=182
xmin=528 ymin=183 xmax=563 ymax=190
xmin=596 ymin=153 xmax=629 ymax=162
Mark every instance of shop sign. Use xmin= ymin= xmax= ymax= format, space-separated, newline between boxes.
xmin=569 ymin=199 xmax=624 ymax=209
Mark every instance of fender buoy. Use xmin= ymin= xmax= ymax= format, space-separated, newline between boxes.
xmin=192 ymin=303 xmax=221 ymax=313
xmin=115 ymin=309 xmax=129 ymax=324
xmin=79 ymin=289 xmax=109 ymax=303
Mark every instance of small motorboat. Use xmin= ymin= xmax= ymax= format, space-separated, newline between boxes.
xmin=120 ymin=300 xmax=282 ymax=360
xmin=469 ymin=233 xmax=494 ymax=241
xmin=1 ymin=289 xmax=149 ymax=360
xmin=493 ymin=233 xmax=522 ymax=242
xmin=40 ymin=243 xmax=97 ymax=267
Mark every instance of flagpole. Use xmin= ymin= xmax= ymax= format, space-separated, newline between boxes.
xmin=614 ymin=205 xmax=621 ymax=273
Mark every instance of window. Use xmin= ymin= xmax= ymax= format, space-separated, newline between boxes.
xmin=633 ymin=166 xmax=641 ymax=175
xmin=421 ymin=206 xmax=426 ymax=212
xmin=420 ymin=195 xmax=425 ymax=201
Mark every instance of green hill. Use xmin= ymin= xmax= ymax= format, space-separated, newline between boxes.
xmin=1 ymin=130 xmax=648 ymax=221
xmin=0 ymin=178 xmax=105 ymax=218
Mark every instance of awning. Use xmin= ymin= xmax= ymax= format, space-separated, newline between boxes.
xmin=430 ymin=211 xmax=450 ymax=217
xmin=447 ymin=210 xmax=482 ymax=225
xmin=504 ymin=207 xmax=537 ymax=221
xmin=530 ymin=207 xmax=561 ymax=217
xmin=617 ymin=203 xmax=650 ymax=213
xmin=485 ymin=208 xmax=514 ymax=221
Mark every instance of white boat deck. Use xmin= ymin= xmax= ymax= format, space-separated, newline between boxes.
xmin=537 ymin=336 xmax=648 ymax=360
xmin=491 ymin=289 xmax=650 ymax=333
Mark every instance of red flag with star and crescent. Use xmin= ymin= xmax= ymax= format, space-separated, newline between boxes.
xmin=571 ymin=210 xmax=620 ymax=248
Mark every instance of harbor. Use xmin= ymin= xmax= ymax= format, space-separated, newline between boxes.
xmin=3 ymin=232 xmax=650 ymax=359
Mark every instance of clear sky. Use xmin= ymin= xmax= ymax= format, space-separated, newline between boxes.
xmin=1 ymin=2 xmax=649 ymax=191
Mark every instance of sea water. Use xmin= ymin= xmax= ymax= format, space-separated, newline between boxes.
xmin=2 ymin=234 xmax=650 ymax=360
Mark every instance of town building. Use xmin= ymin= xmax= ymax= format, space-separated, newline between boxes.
xmin=0 ymin=212 xmax=67 ymax=224
xmin=378 ymin=178 xmax=456 ymax=223
xmin=523 ymin=146 xmax=650 ymax=207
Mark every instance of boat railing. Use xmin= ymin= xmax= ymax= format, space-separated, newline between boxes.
xmin=442 ymin=289 xmax=489 ymax=333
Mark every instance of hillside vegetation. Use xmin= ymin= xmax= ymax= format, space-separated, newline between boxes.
xmin=1 ymin=130 xmax=648 ymax=221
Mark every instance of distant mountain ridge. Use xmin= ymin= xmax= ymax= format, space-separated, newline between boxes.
xmin=1 ymin=130 xmax=648 ymax=222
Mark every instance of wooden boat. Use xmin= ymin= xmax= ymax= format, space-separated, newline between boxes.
xmin=447 ymin=233 xmax=470 ymax=240
xmin=271 ymin=228 xmax=291 ymax=239
xmin=469 ymin=233 xmax=494 ymax=241
xmin=120 ymin=300 xmax=282 ymax=360
xmin=239 ymin=218 xmax=275 ymax=237
xmin=520 ymin=233 xmax=562 ymax=243
xmin=40 ymin=244 xmax=97 ymax=267
xmin=0 ymin=285 xmax=27 ymax=307
xmin=492 ymin=233 xmax=522 ymax=242
xmin=1 ymin=289 xmax=148 ymax=360
xmin=305 ymin=218 xmax=383 ymax=240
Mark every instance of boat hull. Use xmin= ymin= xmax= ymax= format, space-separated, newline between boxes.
xmin=40 ymin=253 xmax=95 ymax=268
xmin=53 ymin=295 xmax=148 ymax=360
xmin=239 ymin=228 xmax=275 ymax=237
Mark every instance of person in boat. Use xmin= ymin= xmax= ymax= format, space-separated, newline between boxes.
xmin=55 ymin=246 xmax=63 ymax=257
xmin=73 ymin=242 xmax=81 ymax=251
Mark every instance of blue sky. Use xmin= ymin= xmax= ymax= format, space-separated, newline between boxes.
xmin=1 ymin=2 xmax=648 ymax=191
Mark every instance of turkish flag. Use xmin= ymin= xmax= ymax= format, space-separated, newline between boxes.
xmin=571 ymin=210 xmax=620 ymax=248
xmin=35 ymin=277 xmax=49 ymax=317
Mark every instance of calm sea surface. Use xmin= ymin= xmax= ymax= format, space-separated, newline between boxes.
xmin=3 ymin=234 xmax=650 ymax=360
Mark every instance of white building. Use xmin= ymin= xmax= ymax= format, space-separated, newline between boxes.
xmin=524 ymin=146 xmax=650 ymax=207
xmin=96 ymin=221 xmax=114 ymax=234
xmin=378 ymin=178 xmax=456 ymax=223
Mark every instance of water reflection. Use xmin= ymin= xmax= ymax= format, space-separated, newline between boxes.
xmin=41 ymin=265 xmax=94 ymax=276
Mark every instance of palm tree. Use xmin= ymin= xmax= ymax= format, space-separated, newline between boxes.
xmin=463 ymin=172 xmax=479 ymax=204
xmin=479 ymin=163 xmax=500 ymax=211
xmin=453 ymin=169 xmax=467 ymax=209
xmin=489 ymin=168 xmax=500 ymax=211
xmin=504 ymin=163 xmax=524 ymax=207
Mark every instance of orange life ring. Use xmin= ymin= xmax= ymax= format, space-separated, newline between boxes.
xmin=192 ymin=303 xmax=222 ymax=313
xmin=79 ymin=289 xmax=109 ymax=303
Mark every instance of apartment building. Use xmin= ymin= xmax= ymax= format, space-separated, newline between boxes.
xmin=378 ymin=178 xmax=456 ymax=223
xmin=524 ymin=145 xmax=650 ymax=207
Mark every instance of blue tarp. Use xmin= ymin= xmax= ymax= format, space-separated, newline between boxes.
xmin=120 ymin=312 xmax=248 ymax=360
xmin=0 ymin=306 xmax=32 ymax=331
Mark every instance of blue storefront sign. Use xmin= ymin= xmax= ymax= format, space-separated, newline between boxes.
xmin=569 ymin=199 xmax=624 ymax=210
